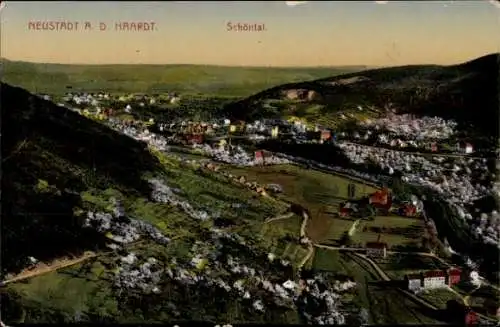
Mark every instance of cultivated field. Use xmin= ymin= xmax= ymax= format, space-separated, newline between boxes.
xmin=260 ymin=215 xmax=309 ymax=267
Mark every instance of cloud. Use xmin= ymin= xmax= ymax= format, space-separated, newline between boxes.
xmin=285 ymin=1 xmax=308 ymax=7
xmin=374 ymin=1 xmax=389 ymax=4
xmin=489 ymin=0 xmax=500 ymax=8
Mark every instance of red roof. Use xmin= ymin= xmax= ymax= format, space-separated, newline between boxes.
xmin=424 ymin=270 xmax=446 ymax=278
xmin=366 ymin=242 xmax=387 ymax=249
xmin=448 ymin=268 xmax=462 ymax=275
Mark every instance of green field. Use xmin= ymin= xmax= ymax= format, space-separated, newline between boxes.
xmin=223 ymin=164 xmax=377 ymax=242
xmin=350 ymin=215 xmax=426 ymax=248
xmin=2 ymin=59 xmax=363 ymax=97
xmin=418 ymin=288 xmax=464 ymax=310
xmin=312 ymin=248 xmax=443 ymax=325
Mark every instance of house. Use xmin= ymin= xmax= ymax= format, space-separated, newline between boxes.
xmin=320 ymin=130 xmax=331 ymax=142
xmin=271 ymin=126 xmax=279 ymax=138
xmin=365 ymin=241 xmax=387 ymax=258
xmin=405 ymin=273 xmax=423 ymax=292
xmin=464 ymin=143 xmax=474 ymax=154
xmin=339 ymin=202 xmax=358 ymax=217
xmin=456 ymin=141 xmax=474 ymax=154
xmin=423 ymin=270 xmax=447 ymax=289
xmin=185 ymin=134 xmax=204 ymax=145
xmin=255 ymin=150 xmax=265 ymax=164
xmin=369 ymin=188 xmax=392 ymax=214
xmin=399 ymin=203 xmax=417 ymax=217
xmin=447 ymin=268 xmax=462 ymax=286
xmin=430 ymin=142 xmax=438 ymax=152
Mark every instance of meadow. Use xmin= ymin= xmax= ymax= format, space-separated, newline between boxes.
xmin=223 ymin=164 xmax=377 ymax=242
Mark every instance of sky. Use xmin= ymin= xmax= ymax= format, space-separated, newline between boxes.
xmin=1 ymin=1 xmax=499 ymax=67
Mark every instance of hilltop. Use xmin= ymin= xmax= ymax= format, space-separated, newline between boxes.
xmin=0 ymin=58 xmax=365 ymax=97
xmin=224 ymin=53 xmax=499 ymax=136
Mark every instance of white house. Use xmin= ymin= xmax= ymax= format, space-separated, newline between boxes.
xmin=365 ymin=242 xmax=387 ymax=258
xmin=423 ymin=270 xmax=447 ymax=289
xmin=465 ymin=143 xmax=474 ymax=154
xmin=405 ymin=274 xmax=422 ymax=292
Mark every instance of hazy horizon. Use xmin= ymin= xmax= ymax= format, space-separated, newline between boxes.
xmin=1 ymin=1 xmax=499 ymax=67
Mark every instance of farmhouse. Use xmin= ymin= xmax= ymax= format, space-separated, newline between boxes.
xmin=365 ymin=241 xmax=387 ymax=258
xmin=369 ymin=188 xmax=392 ymax=214
xmin=255 ymin=150 xmax=265 ymax=164
xmin=456 ymin=141 xmax=474 ymax=154
xmin=399 ymin=203 xmax=418 ymax=217
xmin=423 ymin=270 xmax=447 ymax=289
xmin=320 ymin=130 xmax=331 ymax=142
xmin=447 ymin=268 xmax=462 ymax=286
xmin=405 ymin=273 xmax=423 ymax=293
xmin=339 ymin=202 xmax=358 ymax=217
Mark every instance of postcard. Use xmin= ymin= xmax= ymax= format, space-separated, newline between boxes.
xmin=1 ymin=1 xmax=499 ymax=326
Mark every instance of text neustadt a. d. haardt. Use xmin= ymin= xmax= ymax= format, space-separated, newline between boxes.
xmin=27 ymin=21 xmax=157 ymax=31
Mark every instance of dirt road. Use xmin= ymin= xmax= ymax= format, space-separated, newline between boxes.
xmin=2 ymin=252 xmax=98 ymax=285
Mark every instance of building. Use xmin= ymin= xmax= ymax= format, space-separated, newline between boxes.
xmin=447 ymin=268 xmax=462 ymax=286
xmin=405 ymin=273 xmax=423 ymax=292
xmin=365 ymin=242 xmax=387 ymax=258
xmin=457 ymin=141 xmax=474 ymax=154
xmin=369 ymin=188 xmax=392 ymax=214
xmin=185 ymin=134 xmax=204 ymax=145
xmin=339 ymin=202 xmax=356 ymax=217
xmin=320 ymin=130 xmax=331 ymax=142
xmin=271 ymin=126 xmax=279 ymax=138
xmin=399 ymin=203 xmax=417 ymax=217
xmin=423 ymin=270 xmax=447 ymax=289
xmin=255 ymin=150 xmax=265 ymax=164
xmin=430 ymin=142 xmax=438 ymax=152
xmin=464 ymin=143 xmax=474 ymax=154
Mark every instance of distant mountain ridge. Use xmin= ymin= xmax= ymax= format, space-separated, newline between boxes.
xmin=224 ymin=53 xmax=500 ymax=135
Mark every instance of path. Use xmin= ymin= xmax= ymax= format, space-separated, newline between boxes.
xmin=348 ymin=219 xmax=361 ymax=237
xmin=264 ymin=212 xmax=294 ymax=224
xmin=2 ymin=252 xmax=98 ymax=285
xmin=298 ymin=210 xmax=314 ymax=268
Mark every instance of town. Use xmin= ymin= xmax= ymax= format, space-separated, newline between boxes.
xmin=31 ymin=90 xmax=499 ymax=325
